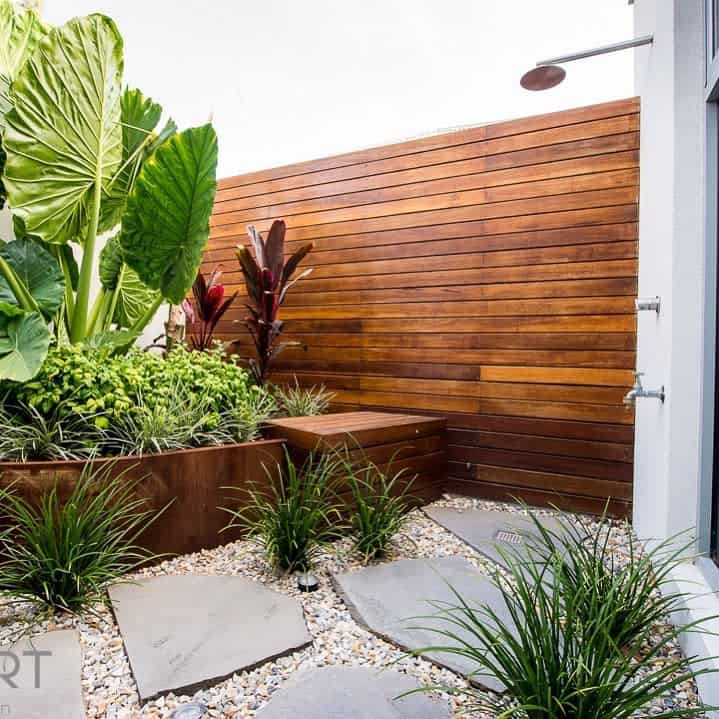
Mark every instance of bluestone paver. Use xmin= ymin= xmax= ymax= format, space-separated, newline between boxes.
xmin=109 ymin=574 xmax=311 ymax=701
xmin=256 ymin=666 xmax=451 ymax=718
xmin=0 ymin=629 xmax=83 ymax=719
xmin=332 ymin=556 xmax=515 ymax=692
xmin=424 ymin=506 xmax=564 ymax=568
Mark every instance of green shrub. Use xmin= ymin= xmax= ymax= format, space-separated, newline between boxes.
xmin=3 ymin=343 xmax=254 ymax=429
xmin=348 ymin=457 xmax=415 ymax=561
xmin=0 ymin=462 xmax=161 ymax=613
xmin=273 ymin=378 xmax=334 ymax=417
xmin=225 ymin=450 xmax=345 ymax=572
xmin=0 ymin=344 xmax=275 ymax=460
xmin=414 ymin=516 xmax=716 ymax=718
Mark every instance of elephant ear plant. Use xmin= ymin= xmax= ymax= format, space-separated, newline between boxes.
xmin=0 ymin=6 xmax=218 ymax=381
xmin=236 ymin=220 xmax=313 ymax=385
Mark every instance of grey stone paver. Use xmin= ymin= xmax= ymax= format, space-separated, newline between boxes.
xmin=0 ymin=629 xmax=83 ymax=719
xmin=332 ymin=556 xmax=515 ymax=692
xmin=109 ymin=574 xmax=311 ymax=701
xmin=423 ymin=506 xmax=564 ymax=568
xmin=256 ymin=666 xmax=451 ymax=718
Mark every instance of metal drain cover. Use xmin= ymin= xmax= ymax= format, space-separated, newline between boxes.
xmin=494 ymin=530 xmax=523 ymax=545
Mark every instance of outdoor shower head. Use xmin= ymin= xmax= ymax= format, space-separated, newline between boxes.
xmin=520 ymin=65 xmax=566 ymax=91
xmin=520 ymin=35 xmax=653 ymax=91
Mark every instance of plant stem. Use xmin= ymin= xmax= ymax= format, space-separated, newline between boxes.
xmin=104 ymin=265 xmax=125 ymax=331
xmin=70 ymin=173 xmax=103 ymax=342
xmin=130 ymin=293 xmax=163 ymax=336
xmin=0 ymin=255 xmax=40 ymax=313
xmin=86 ymin=289 xmax=109 ymax=337
xmin=55 ymin=247 xmax=75 ymax=322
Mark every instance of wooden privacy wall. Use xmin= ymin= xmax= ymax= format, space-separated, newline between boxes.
xmin=205 ymin=97 xmax=639 ymax=516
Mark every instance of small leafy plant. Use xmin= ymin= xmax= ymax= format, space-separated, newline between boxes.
xmin=236 ymin=220 xmax=313 ymax=385
xmin=348 ymin=456 xmax=415 ymax=561
xmin=0 ymin=400 xmax=98 ymax=461
xmin=273 ymin=378 xmax=334 ymax=417
xmin=225 ymin=449 xmax=345 ymax=572
xmin=100 ymin=387 xmax=230 ymax=455
xmin=224 ymin=388 xmax=278 ymax=443
xmin=0 ymin=462 xmax=161 ymax=613
xmin=182 ymin=267 xmax=237 ymax=351
xmin=414 ymin=516 xmax=716 ymax=718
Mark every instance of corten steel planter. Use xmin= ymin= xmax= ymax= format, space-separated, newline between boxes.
xmin=0 ymin=439 xmax=285 ymax=558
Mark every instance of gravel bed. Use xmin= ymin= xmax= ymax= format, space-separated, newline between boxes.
xmin=0 ymin=495 xmax=705 ymax=718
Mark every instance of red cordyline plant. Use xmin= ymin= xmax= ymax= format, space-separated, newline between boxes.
xmin=181 ymin=267 xmax=237 ymax=351
xmin=236 ymin=219 xmax=313 ymax=385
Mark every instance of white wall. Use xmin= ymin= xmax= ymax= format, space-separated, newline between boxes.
xmin=43 ymin=0 xmax=634 ymax=179
xmin=633 ymin=0 xmax=709 ymax=545
xmin=32 ymin=0 xmax=634 ymax=346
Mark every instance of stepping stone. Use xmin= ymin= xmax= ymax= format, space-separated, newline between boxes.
xmin=424 ymin=506 xmax=564 ymax=568
xmin=0 ymin=629 xmax=83 ymax=719
xmin=109 ymin=574 xmax=311 ymax=701
xmin=332 ymin=557 xmax=516 ymax=692
xmin=256 ymin=666 xmax=451 ymax=718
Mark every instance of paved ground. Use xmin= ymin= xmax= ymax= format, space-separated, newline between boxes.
xmin=423 ymin=505 xmax=565 ymax=568
xmin=255 ymin=666 xmax=451 ymax=718
xmin=109 ymin=574 xmax=311 ymax=701
xmin=0 ymin=629 xmax=83 ymax=719
xmin=332 ymin=556 xmax=516 ymax=692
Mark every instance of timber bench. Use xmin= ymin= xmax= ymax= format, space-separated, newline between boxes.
xmin=267 ymin=411 xmax=447 ymax=504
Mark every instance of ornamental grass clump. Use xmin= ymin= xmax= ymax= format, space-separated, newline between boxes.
xmin=225 ymin=450 xmax=345 ymax=572
xmin=0 ymin=462 xmax=162 ymax=613
xmin=273 ymin=378 xmax=334 ymax=417
xmin=348 ymin=455 xmax=415 ymax=561
xmin=523 ymin=511 xmax=694 ymax=650
xmin=414 ymin=516 xmax=716 ymax=718
xmin=0 ymin=399 xmax=99 ymax=461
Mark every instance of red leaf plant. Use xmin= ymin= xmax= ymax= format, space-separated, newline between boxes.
xmin=235 ymin=219 xmax=313 ymax=386
xmin=182 ymin=267 xmax=237 ymax=351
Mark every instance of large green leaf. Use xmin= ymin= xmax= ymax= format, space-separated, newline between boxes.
xmin=3 ymin=14 xmax=123 ymax=244
xmin=99 ymin=234 xmax=159 ymax=327
xmin=0 ymin=238 xmax=64 ymax=317
xmin=99 ymin=233 xmax=124 ymax=290
xmin=0 ymin=301 xmax=50 ymax=381
xmin=120 ymin=123 xmax=218 ymax=304
xmin=0 ymin=0 xmax=48 ymax=128
xmin=0 ymin=0 xmax=48 ymax=209
xmin=98 ymin=87 xmax=164 ymax=233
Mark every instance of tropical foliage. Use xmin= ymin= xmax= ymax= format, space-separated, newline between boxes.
xmin=0 ymin=3 xmax=218 ymax=380
xmin=236 ymin=219 xmax=313 ymax=385
xmin=0 ymin=462 xmax=162 ymax=613
xmin=0 ymin=344 xmax=275 ymax=460
xmin=182 ymin=267 xmax=237 ymax=351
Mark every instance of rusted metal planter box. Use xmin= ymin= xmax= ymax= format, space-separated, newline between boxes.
xmin=267 ymin=411 xmax=447 ymax=505
xmin=0 ymin=440 xmax=285 ymax=558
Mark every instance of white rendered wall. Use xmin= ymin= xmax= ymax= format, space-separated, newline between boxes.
xmin=633 ymin=0 xmax=709 ymax=546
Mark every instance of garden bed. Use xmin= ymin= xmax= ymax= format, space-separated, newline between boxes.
xmin=0 ymin=439 xmax=285 ymax=557
xmin=0 ymin=496 xmax=703 ymax=718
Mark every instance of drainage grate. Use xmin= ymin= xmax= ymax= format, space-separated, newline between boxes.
xmin=494 ymin=530 xmax=523 ymax=545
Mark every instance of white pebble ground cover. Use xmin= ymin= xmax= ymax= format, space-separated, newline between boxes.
xmin=0 ymin=496 xmax=705 ymax=718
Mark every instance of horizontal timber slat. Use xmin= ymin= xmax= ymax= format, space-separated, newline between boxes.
xmin=202 ymin=99 xmax=639 ymax=517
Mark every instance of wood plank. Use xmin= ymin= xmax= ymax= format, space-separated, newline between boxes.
xmin=205 ymin=99 xmax=640 ymax=517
